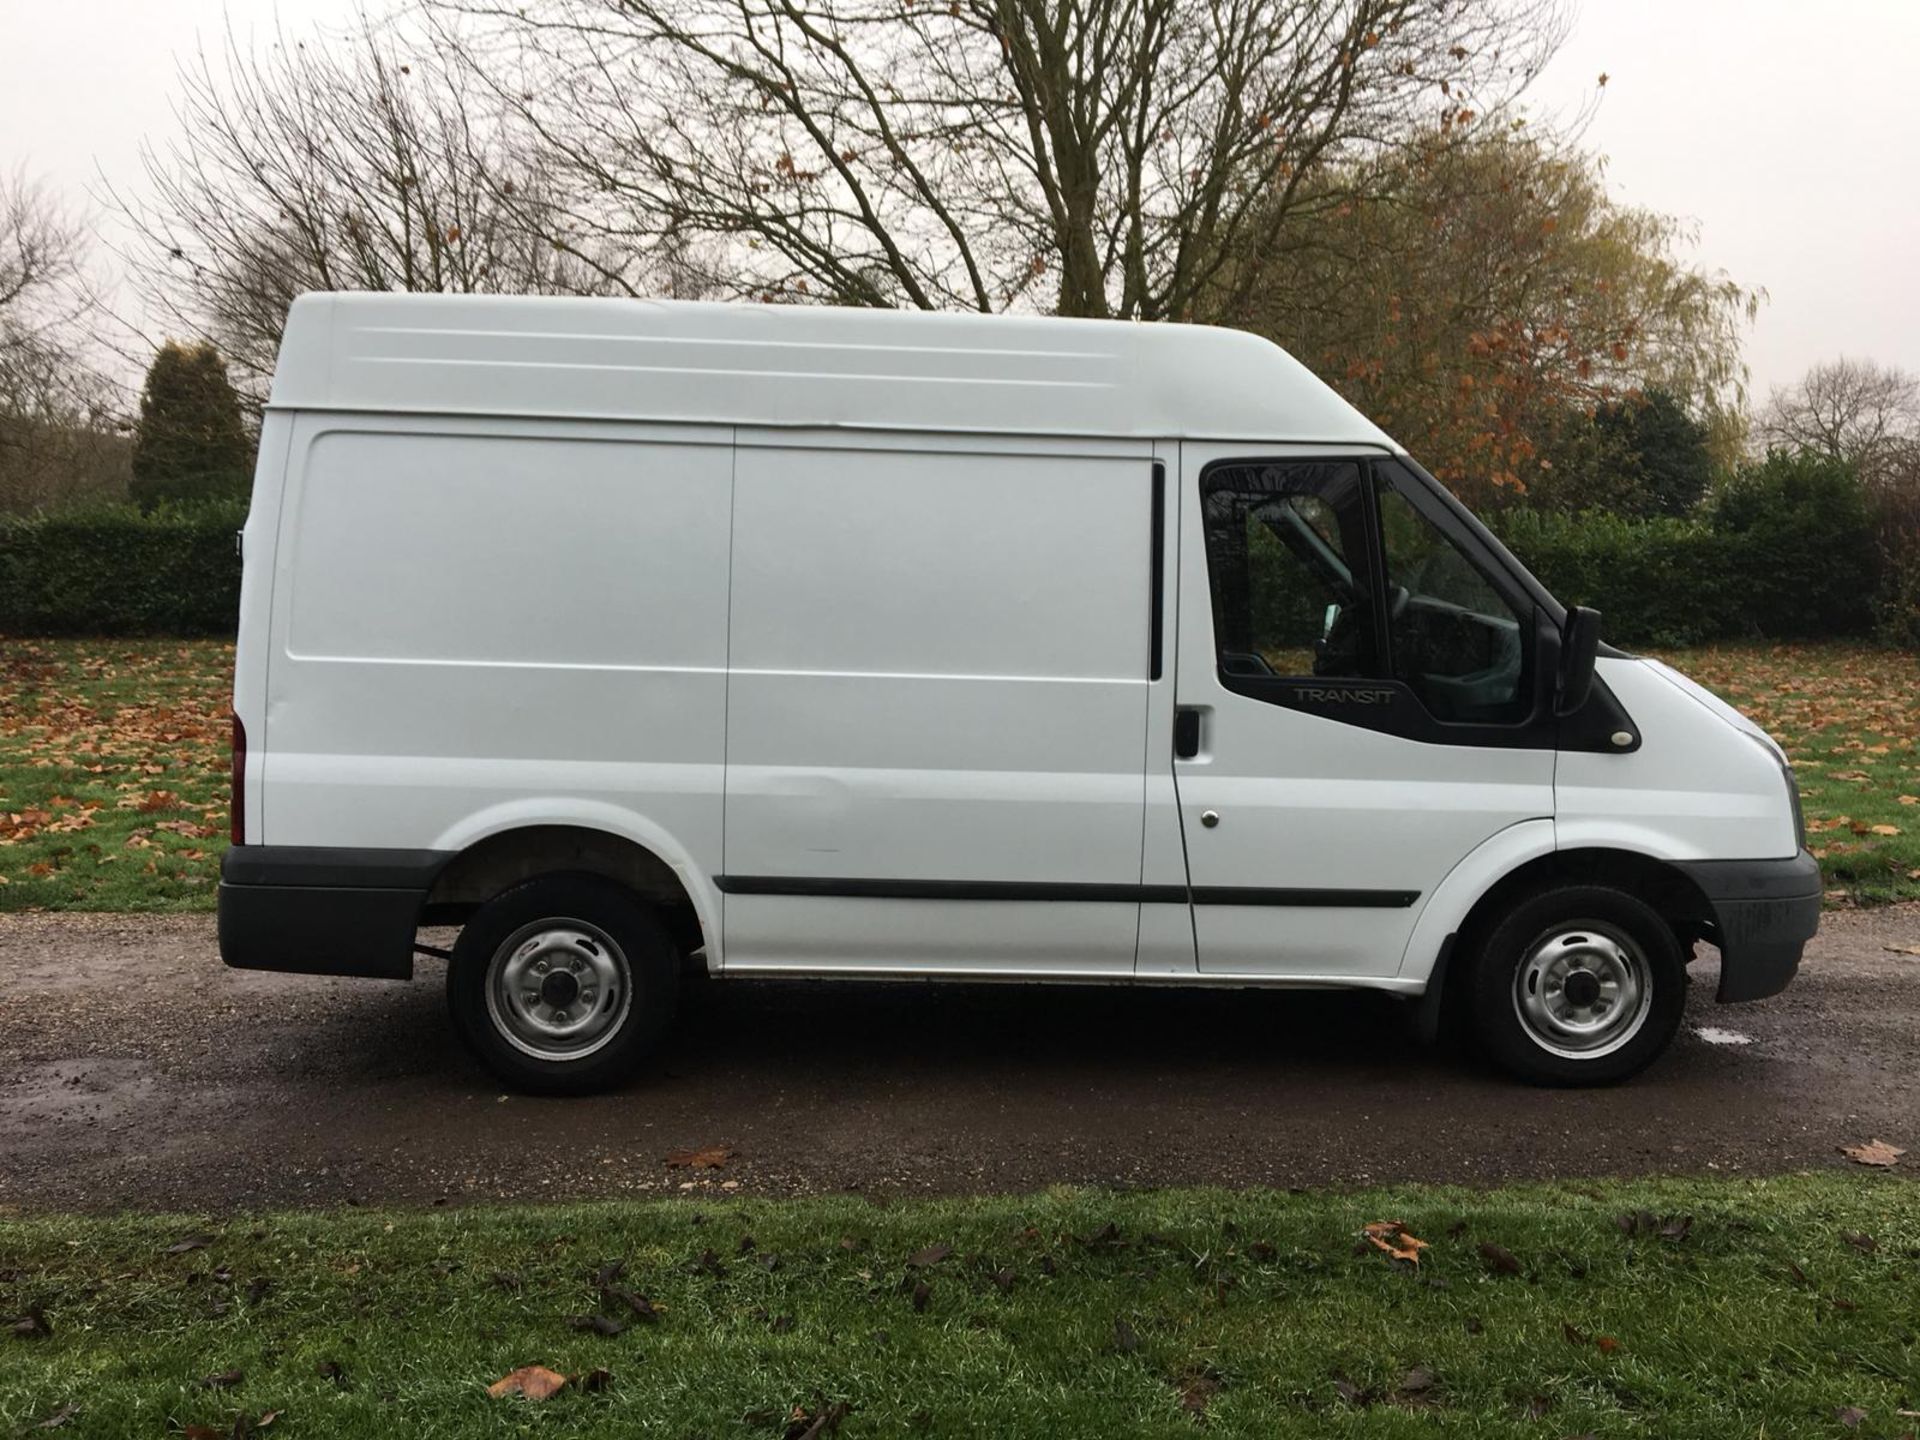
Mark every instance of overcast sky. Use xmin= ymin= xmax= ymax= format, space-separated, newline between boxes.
xmin=3 ymin=0 xmax=1917 ymax=400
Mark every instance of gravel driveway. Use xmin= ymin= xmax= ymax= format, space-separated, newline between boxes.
xmin=2 ymin=907 xmax=1916 ymax=1212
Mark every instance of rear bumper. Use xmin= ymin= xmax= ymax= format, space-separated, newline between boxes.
xmin=1675 ymin=849 xmax=1822 ymax=1003
xmin=218 ymin=846 xmax=450 ymax=980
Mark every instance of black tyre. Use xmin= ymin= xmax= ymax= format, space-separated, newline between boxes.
xmin=1466 ymin=883 xmax=1685 ymax=1086
xmin=447 ymin=872 xmax=679 ymax=1095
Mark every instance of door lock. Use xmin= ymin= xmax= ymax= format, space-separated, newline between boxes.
xmin=1200 ymin=810 xmax=1220 ymax=829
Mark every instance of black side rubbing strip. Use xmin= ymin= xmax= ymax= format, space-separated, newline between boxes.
xmin=715 ymin=876 xmax=1417 ymax=907
xmin=1149 ymin=461 xmax=1166 ymax=681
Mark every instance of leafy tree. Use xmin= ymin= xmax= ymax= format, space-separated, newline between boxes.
xmin=1229 ymin=132 xmax=1755 ymax=507
xmin=1530 ymin=388 xmax=1713 ymax=517
xmin=130 ymin=342 xmax=253 ymax=510
xmin=1602 ymin=389 xmax=1712 ymax=516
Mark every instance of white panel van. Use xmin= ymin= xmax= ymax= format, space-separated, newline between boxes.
xmin=219 ymin=294 xmax=1819 ymax=1091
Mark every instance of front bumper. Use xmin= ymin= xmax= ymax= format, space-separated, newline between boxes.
xmin=1675 ymin=849 xmax=1822 ymax=1003
xmin=218 ymin=846 xmax=450 ymax=980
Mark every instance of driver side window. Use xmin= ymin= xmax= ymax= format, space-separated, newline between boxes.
xmin=1201 ymin=460 xmax=1383 ymax=681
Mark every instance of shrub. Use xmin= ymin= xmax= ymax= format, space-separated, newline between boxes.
xmin=1707 ymin=450 xmax=1877 ymax=638
xmin=129 ymin=342 xmax=254 ymax=511
xmin=0 ymin=502 xmax=245 ymax=636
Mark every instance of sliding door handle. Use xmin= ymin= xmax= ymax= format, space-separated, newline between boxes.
xmin=1174 ymin=707 xmax=1202 ymax=760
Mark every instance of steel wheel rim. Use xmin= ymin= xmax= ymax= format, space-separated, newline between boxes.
xmin=484 ymin=918 xmax=632 ymax=1062
xmin=1511 ymin=923 xmax=1652 ymax=1060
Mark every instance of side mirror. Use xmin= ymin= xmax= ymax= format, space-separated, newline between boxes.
xmin=1555 ymin=606 xmax=1602 ymax=717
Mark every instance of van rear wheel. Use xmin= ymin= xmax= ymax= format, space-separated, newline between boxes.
xmin=447 ymin=873 xmax=678 ymax=1094
xmin=1467 ymin=883 xmax=1685 ymax=1086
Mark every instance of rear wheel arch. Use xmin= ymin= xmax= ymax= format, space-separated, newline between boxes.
xmin=422 ymin=823 xmax=708 ymax=961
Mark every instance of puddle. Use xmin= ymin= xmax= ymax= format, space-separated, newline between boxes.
xmin=1694 ymin=1026 xmax=1754 ymax=1046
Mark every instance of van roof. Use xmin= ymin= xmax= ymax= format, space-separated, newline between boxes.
xmin=269 ymin=293 xmax=1397 ymax=447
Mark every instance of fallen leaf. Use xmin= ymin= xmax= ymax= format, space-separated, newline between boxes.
xmin=1840 ymin=1139 xmax=1906 ymax=1167
xmin=1362 ymin=1220 xmax=1429 ymax=1266
xmin=9 ymin=1307 xmax=51 ymax=1339
xmin=568 ymin=1313 xmax=624 ymax=1337
xmin=1836 ymin=1406 xmax=1868 ymax=1429
xmin=1398 ymin=1365 xmax=1437 ymax=1396
xmin=167 ymin=1235 xmax=214 ymax=1255
xmin=665 ymin=1145 xmax=734 ymax=1170
xmin=1869 ymin=824 xmax=1902 ymax=836
xmin=781 ymin=1400 xmax=852 ymax=1439
xmin=1113 ymin=1317 xmax=1139 ymax=1354
xmin=578 ymin=1368 xmax=613 ymax=1392
xmin=907 ymin=1243 xmax=953 ymax=1268
xmin=200 ymin=1370 xmax=243 ymax=1390
xmin=911 ymin=1280 xmax=931 ymax=1313
xmin=1886 ymin=945 xmax=1920 ymax=958
xmin=488 ymin=1365 xmax=570 ymax=1400
xmin=32 ymin=1403 xmax=77 ymax=1429
xmin=1176 ymin=1367 xmax=1223 ymax=1416
xmin=1596 ymin=1335 xmax=1621 ymax=1355
xmin=992 ymin=1266 xmax=1016 ymax=1293
xmin=1332 ymin=1372 xmax=1371 ymax=1407
xmin=1477 ymin=1241 xmax=1522 ymax=1275
xmin=1842 ymin=1231 xmax=1878 ymax=1253
xmin=603 ymin=1285 xmax=660 ymax=1321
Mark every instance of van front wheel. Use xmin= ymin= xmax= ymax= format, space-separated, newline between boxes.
xmin=447 ymin=873 xmax=679 ymax=1095
xmin=1467 ymin=884 xmax=1685 ymax=1085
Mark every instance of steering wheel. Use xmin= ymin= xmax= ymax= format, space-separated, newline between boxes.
xmin=1388 ymin=584 xmax=1412 ymax=621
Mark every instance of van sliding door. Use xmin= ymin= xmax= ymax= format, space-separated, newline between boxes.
xmin=719 ymin=434 xmax=1157 ymax=978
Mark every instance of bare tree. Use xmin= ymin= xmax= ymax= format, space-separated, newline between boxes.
xmin=1759 ymin=358 xmax=1920 ymax=489
xmin=112 ymin=11 xmax=639 ymax=399
xmin=431 ymin=0 xmax=1566 ymax=319
xmin=0 ymin=169 xmax=126 ymax=512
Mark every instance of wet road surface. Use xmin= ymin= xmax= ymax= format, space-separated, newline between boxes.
xmin=1 ymin=906 xmax=1916 ymax=1212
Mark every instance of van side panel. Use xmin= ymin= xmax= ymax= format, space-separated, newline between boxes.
xmin=261 ymin=415 xmax=732 ymax=889
xmin=721 ymin=435 xmax=1154 ymax=974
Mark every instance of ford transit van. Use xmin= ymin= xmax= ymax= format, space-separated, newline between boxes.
xmin=218 ymin=294 xmax=1819 ymax=1091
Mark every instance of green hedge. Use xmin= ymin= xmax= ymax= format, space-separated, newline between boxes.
xmin=1494 ymin=452 xmax=1884 ymax=649
xmin=0 ymin=502 xmax=246 ymax=637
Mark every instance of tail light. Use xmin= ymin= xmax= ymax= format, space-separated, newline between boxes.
xmin=230 ymin=712 xmax=247 ymax=846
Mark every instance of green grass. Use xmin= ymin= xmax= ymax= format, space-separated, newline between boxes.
xmin=2 ymin=637 xmax=1917 ymax=909
xmin=0 ymin=638 xmax=231 ymax=910
xmin=2 ymin=1176 xmax=1916 ymax=1437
